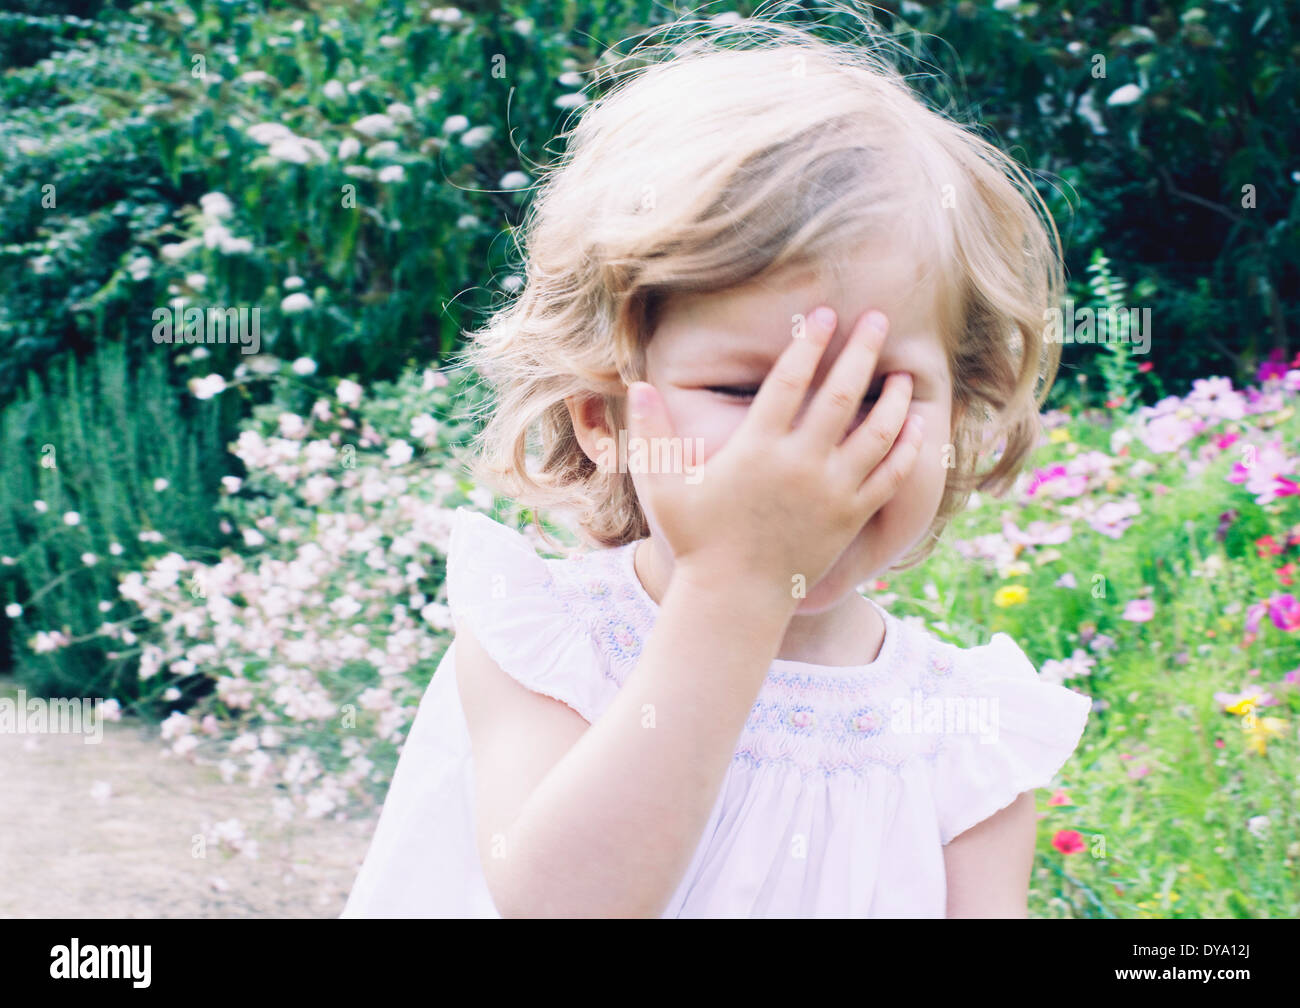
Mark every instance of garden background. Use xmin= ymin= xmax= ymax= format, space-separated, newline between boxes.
xmin=1 ymin=0 xmax=1297 ymax=917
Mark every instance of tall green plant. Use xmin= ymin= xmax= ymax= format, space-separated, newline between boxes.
xmin=0 ymin=339 xmax=232 ymax=702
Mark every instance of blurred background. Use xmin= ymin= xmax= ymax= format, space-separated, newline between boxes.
xmin=0 ymin=0 xmax=1297 ymax=918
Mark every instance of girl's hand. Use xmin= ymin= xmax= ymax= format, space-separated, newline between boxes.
xmin=625 ymin=306 xmax=923 ymax=604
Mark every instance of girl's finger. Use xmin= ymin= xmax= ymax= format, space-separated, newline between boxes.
xmin=740 ymin=307 xmax=838 ymax=438
xmin=795 ymin=309 xmax=891 ymax=449
xmin=852 ymin=408 xmax=924 ymax=512
xmin=839 ymin=370 xmax=918 ymax=488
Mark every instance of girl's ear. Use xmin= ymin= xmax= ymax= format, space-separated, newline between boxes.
xmin=564 ymin=393 xmax=617 ymax=472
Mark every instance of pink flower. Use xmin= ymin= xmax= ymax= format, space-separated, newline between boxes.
xmin=1268 ymin=594 xmax=1300 ymax=631
xmin=1257 ymin=348 xmax=1290 ymax=383
xmin=1047 ymin=789 xmax=1072 ymax=806
xmin=1052 ymin=830 xmax=1086 ymax=855
xmin=1122 ymin=599 xmax=1154 ymax=622
xmin=1025 ymin=464 xmax=1067 ymax=497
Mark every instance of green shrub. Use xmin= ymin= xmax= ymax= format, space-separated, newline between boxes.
xmin=0 ymin=338 xmax=233 ymax=700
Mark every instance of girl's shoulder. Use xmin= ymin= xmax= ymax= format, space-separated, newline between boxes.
xmin=445 ymin=507 xmax=642 ymax=724
xmin=892 ymin=620 xmax=1092 ymax=845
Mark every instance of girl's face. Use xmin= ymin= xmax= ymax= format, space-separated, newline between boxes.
xmin=635 ymin=240 xmax=955 ymax=612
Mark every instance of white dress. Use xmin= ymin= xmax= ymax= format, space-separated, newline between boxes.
xmin=341 ymin=506 xmax=1091 ymax=918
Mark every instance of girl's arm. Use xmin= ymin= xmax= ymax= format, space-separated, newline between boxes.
xmin=942 ymin=789 xmax=1037 ymax=918
xmin=457 ymin=560 xmax=797 ymax=918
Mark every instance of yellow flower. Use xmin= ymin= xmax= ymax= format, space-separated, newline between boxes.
xmin=1225 ymin=695 xmax=1265 ymax=717
xmin=1244 ymin=716 xmax=1287 ymax=756
xmin=994 ymin=585 xmax=1029 ymax=607
xmin=1049 ymin=428 xmax=1071 ymax=444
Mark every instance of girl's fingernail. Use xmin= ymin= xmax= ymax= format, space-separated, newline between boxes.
xmin=811 ymin=306 xmax=836 ymax=328
xmin=866 ymin=311 xmax=888 ymax=334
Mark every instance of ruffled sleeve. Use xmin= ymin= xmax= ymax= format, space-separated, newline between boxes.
xmin=930 ymin=632 xmax=1091 ymax=846
xmin=444 ymin=507 xmax=621 ymax=725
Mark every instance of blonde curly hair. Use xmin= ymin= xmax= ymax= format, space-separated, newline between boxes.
xmin=450 ymin=3 xmax=1064 ymax=570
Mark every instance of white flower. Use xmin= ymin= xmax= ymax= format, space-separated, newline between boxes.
xmin=1247 ymin=814 xmax=1271 ymax=839
xmin=127 ymin=256 xmax=153 ymax=280
xmin=221 ymin=476 xmax=243 ymax=494
xmin=199 ymin=192 xmax=234 ymax=219
xmin=500 ymin=274 xmax=523 ymax=292
xmin=442 ymin=114 xmax=469 ymax=134
xmin=386 ymin=440 xmax=414 ymax=466
xmin=5 ymin=603 xmax=21 ymax=619
xmin=460 ymin=125 xmax=493 ymax=148
xmin=242 ymin=528 xmax=265 ymax=547
xmin=247 ymin=122 xmax=296 ymax=145
xmin=377 ymin=165 xmax=406 ymax=183
xmin=456 ymin=213 xmax=480 ymax=229
xmin=557 ymin=71 xmax=583 ymax=87
xmin=322 ymin=79 xmax=346 ymax=101
xmin=238 ymin=70 xmax=274 ymax=85
xmin=63 ymin=511 xmax=81 ymax=526
xmin=281 ymin=292 xmax=314 ymax=314
xmin=33 ymin=500 xmax=48 ymax=514
xmin=153 ymin=478 xmax=169 ymax=492
xmin=337 ymin=136 xmax=361 ymax=160
xmin=387 ymin=102 xmax=413 ymax=123
xmin=336 ymin=379 xmax=362 ymax=407
xmin=189 ymin=374 xmax=227 ymax=400
xmin=81 ymin=552 xmax=98 ymax=566
xmin=160 ymin=240 xmax=197 ymax=261
xmin=190 ymin=346 xmax=210 ymax=360
xmin=554 ymin=93 xmax=588 ymax=110
xmin=268 ymin=136 xmax=329 ymax=164
xmin=429 ymin=6 xmax=465 ymax=24
xmin=108 ymin=542 xmax=124 ymax=556
xmin=513 ymin=18 xmax=534 ymax=36
xmin=1107 ymin=83 xmax=1143 ymax=107
xmin=366 ymin=140 xmax=400 ymax=160
xmin=500 ymin=170 xmax=529 ymax=190
xmin=283 ymin=275 xmax=305 ymax=290
xmin=410 ymin=414 xmax=439 ymax=443
xmin=346 ymin=78 xmax=368 ymax=94
xmin=218 ymin=236 xmax=254 ymax=255
xmin=185 ymin=272 xmax=207 ymax=291
xmin=353 ymin=113 xmax=397 ymax=138
xmin=291 ymin=357 xmax=317 ymax=375
xmin=379 ymin=34 xmax=402 ymax=48
xmin=993 ymin=0 xmax=1018 ymax=9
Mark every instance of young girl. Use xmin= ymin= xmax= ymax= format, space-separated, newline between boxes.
xmin=341 ymin=10 xmax=1090 ymax=918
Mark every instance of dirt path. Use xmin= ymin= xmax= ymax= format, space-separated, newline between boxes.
xmin=0 ymin=678 xmax=379 ymax=918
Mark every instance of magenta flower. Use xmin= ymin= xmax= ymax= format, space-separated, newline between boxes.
xmin=1267 ymin=594 xmax=1300 ymax=631
xmin=1257 ymin=348 xmax=1291 ymax=383
xmin=1025 ymin=464 xmax=1067 ymax=498
xmin=1122 ymin=599 xmax=1154 ymax=622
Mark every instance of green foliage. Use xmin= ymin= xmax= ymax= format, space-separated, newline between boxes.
xmin=0 ymin=338 xmax=232 ymax=701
